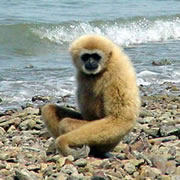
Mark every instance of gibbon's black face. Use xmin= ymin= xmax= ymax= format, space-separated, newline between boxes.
xmin=81 ymin=53 xmax=101 ymax=71
xmin=80 ymin=50 xmax=105 ymax=75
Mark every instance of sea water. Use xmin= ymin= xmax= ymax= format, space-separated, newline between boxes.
xmin=0 ymin=0 xmax=180 ymax=111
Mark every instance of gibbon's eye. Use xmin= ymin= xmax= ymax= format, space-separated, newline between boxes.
xmin=81 ymin=53 xmax=101 ymax=62
xmin=81 ymin=53 xmax=91 ymax=62
xmin=91 ymin=53 xmax=101 ymax=61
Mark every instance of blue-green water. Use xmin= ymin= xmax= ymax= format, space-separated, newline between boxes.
xmin=0 ymin=0 xmax=180 ymax=111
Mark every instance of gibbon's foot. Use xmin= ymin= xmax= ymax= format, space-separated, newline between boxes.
xmin=55 ymin=136 xmax=90 ymax=159
xmin=71 ymin=145 xmax=90 ymax=159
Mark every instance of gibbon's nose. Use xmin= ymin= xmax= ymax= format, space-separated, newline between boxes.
xmin=85 ymin=59 xmax=98 ymax=70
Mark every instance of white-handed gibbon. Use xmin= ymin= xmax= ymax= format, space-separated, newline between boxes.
xmin=42 ymin=35 xmax=140 ymax=159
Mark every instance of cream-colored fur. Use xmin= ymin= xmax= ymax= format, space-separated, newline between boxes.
xmin=42 ymin=35 xmax=141 ymax=159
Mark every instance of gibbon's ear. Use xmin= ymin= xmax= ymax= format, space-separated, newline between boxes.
xmin=68 ymin=45 xmax=74 ymax=55
xmin=68 ymin=42 xmax=77 ymax=56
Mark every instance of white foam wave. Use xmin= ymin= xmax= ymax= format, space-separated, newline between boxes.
xmin=137 ymin=78 xmax=151 ymax=86
xmin=137 ymin=69 xmax=180 ymax=86
xmin=32 ymin=17 xmax=180 ymax=46
xmin=137 ymin=70 xmax=158 ymax=77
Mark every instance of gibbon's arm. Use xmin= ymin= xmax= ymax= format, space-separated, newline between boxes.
xmin=55 ymin=116 xmax=134 ymax=159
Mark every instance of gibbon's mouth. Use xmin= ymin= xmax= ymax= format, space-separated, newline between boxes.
xmin=85 ymin=64 xmax=98 ymax=71
xmin=82 ymin=65 xmax=101 ymax=75
xmin=84 ymin=59 xmax=99 ymax=71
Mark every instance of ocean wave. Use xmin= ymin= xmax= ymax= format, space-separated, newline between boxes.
xmin=0 ymin=16 xmax=180 ymax=49
xmin=32 ymin=16 xmax=180 ymax=47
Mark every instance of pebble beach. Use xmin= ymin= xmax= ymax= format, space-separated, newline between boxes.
xmin=0 ymin=85 xmax=180 ymax=180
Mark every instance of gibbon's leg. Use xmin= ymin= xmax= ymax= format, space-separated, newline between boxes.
xmin=55 ymin=117 xmax=134 ymax=159
xmin=58 ymin=117 xmax=90 ymax=135
xmin=41 ymin=104 xmax=89 ymax=138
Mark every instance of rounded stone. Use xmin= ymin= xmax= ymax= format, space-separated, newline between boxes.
xmin=74 ymin=158 xmax=87 ymax=167
xmin=124 ymin=163 xmax=136 ymax=175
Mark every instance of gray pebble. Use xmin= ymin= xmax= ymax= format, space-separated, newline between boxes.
xmin=124 ymin=163 xmax=136 ymax=175
xmin=74 ymin=158 xmax=87 ymax=167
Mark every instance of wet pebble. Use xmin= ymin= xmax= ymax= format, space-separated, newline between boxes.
xmin=165 ymin=160 xmax=177 ymax=175
xmin=138 ymin=165 xmax=162 ymax=179
xmin=0 ymin=169 xmax=10 ymax=176
xmin=74 ymin=158 xmax=87 ymax=167
xmin=149 ymin=135 xmax=178 ymax=145
xmin=124 ymin=162 xmax=136 ymax=175
xmin=0 ymin=127 xmax=5 ymax=135
xmin=116 ymin=153 xmax=126 ymax=160
xmin=0 ymin=153 xmax=9 ymax=161
xmin=92 ymin=171 xmax=109 ymax=180
xmin=25 ymin=64 xmax=34 ymax=69
xmin=151 ymin=155 xmax=167 ymax=174
xmin=15 ymin=169 xmax=40 ymax=180
xmin=32 ymin=95 xmax=51 ymax=102
xmin=160 ymin=124 xmax=180 ymax=137
xmin=7 ymin=125 xmax=16 ymax=133
xmin=12 ymin=136 xmax=22 ymax=146
xmin=138 ymin=116 xmax=154 ymax=124
xmin=61 ymin=164 xmax=79 ymax=175
xmin=152 ymin=58 xmax=172 ymax=66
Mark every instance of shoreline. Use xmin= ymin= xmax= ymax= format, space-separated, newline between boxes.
xmin=0 ymin=88 xmax=180 ymax=179
xmin=0 ymin=81 xmax=180 ymax=114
